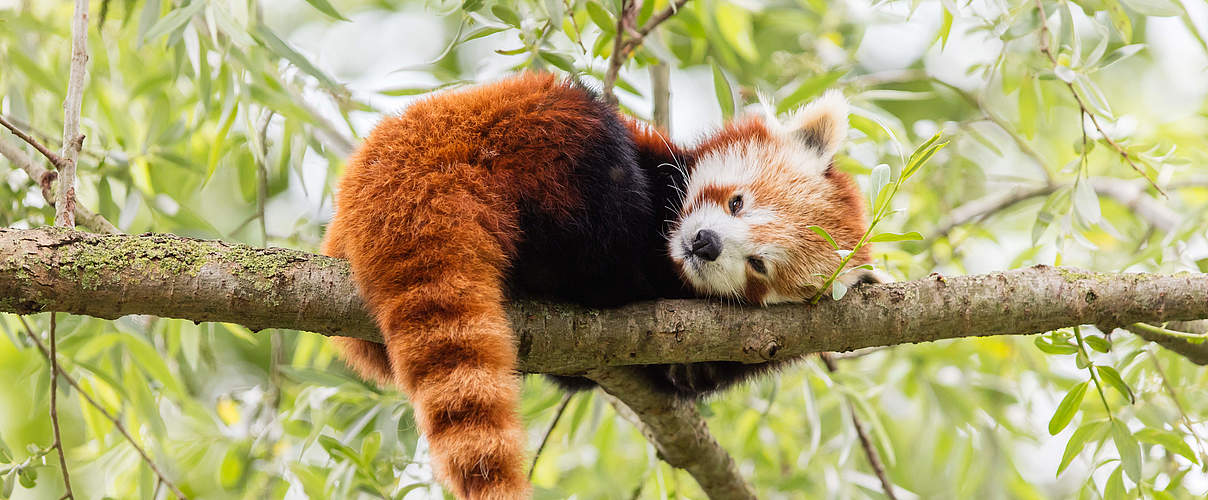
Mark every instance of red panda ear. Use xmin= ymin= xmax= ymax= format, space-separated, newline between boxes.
xmin=785 ymin=90 xmax=848 ymax=160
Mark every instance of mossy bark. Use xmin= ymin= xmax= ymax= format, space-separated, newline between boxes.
xmin=3 ymin=227 xmax=1207 ymax=374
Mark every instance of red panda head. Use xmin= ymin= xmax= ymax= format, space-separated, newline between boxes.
xmin=671 ymin=91 xmax=880 ymax=304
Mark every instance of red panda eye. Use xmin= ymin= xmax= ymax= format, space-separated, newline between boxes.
xmin=746 ymin=256 xmax=767 ymax=275
xmin=728 ymin=195 xmax=743 ymax=215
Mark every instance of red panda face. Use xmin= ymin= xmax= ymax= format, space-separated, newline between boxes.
xmin=671 ymin=91 xmax=875 ymax=304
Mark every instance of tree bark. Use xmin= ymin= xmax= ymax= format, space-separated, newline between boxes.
xmin=590 ymin=367 xmax=757 ymax=500
xmin=2 ymin=227 xmax=1207 ymax=376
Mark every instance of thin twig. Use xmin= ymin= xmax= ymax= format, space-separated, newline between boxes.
xmin=16 ymin=317 xmax=189 ymax=499
xmin=47 ymin=314 xmax=74 ymax=499
xmin=632 ymin=0 xmax=691 ymax=41
xmin=0 ymin=115 xmax=68 ymax=169
xmin=820 ymin=353 xmax=898 ymax=500
xmin=1032 ymin=0 xmax=1164 ymax=196
xmin=603 ymin=0 xmax=641 ymax=103
xmin=1148 ymin=351 xmax=1208 ymax=464
xmin=649 ymin=62 xmax=671 ymax=132
xmin=931 ymin=177 xmax=1182 ymax=242
xmin=529 ymin=392 xmax=574 ymax=479
xmin=929 ymin=78 xmax=1054 ymax=185
xmin=255 ymin=111 xmax=274 ymax=246
xmin=602 ymin=0 xmax=692 ymax=101
xmin=58 ymin=0 xmax=91 ymax=228
xmin=0 ymin=139 xmax=118 ymax=233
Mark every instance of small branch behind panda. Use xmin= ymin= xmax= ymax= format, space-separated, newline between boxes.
xmin=819 ymin=352 xmax=900 ymax=500
xmin=1031 ymin=0 xmax=1164 ymax=197
xmin=602 ymin=0 xmax=693 ymax=103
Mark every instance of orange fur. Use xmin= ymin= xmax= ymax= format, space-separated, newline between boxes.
xmin=323 ymin=73 xmax=617 ymax=499
xmin=323 ymin=74 xmax=870 ymax=495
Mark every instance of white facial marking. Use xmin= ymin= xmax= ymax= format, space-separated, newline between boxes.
xmin=671 ymin=205 xmax=750 ymax=297
xmin=674 ymin=91 xmax=850 ymax=301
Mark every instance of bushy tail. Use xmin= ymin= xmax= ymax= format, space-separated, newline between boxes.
xmin=322 ymin=219 xmax=531 ymax=499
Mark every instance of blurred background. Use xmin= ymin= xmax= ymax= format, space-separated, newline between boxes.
xmin=1 ymin=0 xmax=1207 ymax=498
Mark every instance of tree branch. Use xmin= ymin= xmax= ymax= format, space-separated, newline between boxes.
xmin=589 ymin=368 xmax=756 ymax=500
xmin=820 ymin=353 xmax=897 ymax=500
xmin=0 ymin=138 xmax=119 ymax=233
xmin=17 ymin=316 xmax=189 ymax=499
xmin=3 ymin=227 xmax=1207 ymax=374
xmin=0 ymin=115 xmax=68 ymax=170
xmin=931 ymin=177 xmax=1182 ymax=242
xmin=57 ymin=0 xmax=91 ymax=228
xmin=601 ymin=0 xmax=691 ymax=102
xmin=1033 ymin=0 xmax=1164 ymax=195
xmin=1126 ymin=321 xmax=1208 ymax=365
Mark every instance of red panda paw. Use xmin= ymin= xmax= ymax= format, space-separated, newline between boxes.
xmin=838 ymin=268 xmax=893 ymax=287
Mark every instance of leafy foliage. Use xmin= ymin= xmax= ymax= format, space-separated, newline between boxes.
xmin=2 ymin=0 xmax=1207 ymax=498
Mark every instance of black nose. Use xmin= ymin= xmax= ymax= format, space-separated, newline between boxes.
xmin=690 ymin=230 xmax=723 ymax=261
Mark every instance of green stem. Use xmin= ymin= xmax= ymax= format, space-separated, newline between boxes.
xmin=1129 ymin=322 xmax=1208 ymax=342
xmin=1073 ymin=326 xmax=1114 ymax=421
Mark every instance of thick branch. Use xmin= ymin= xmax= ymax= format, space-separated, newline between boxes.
xmin=3 ymin=227 xmax=1207 ymax=374
xmin=590 ymin=368 xmax=756 ymax=500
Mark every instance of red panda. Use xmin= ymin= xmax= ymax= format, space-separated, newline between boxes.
xmin=322 ymin=73 xmax=876 ymax=499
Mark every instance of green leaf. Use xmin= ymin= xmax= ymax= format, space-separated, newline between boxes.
xmin=1048 ymin=381 xmax=1088 ymax=435
xmin=205 ymin=102 xmax=239 ymax=186
xmin=868 ymin=231 xmax=923 ymax=243
xmin=807 ymin=225 xmax=839 ymax=249
xmin=1097 ymin=44 xmax=1145 ymax=72
xmin=1112 ymin=420 xmax=1142 ymax=482
xmin=777 ymin=71 xmax=846 ymax=114
xmin=378 ymin=80 xmax=466 ymax=97
xmin=252 ymin=24 xmax=342 ymax=90
xmin=538 ymin=51 xmax=575 ymax=72
xmin=17 ymin=467 xmax=35 ymax=488
xmin=1084 ymin=335 xmax=1111 ymax=353
xmin=1034 ymin=336 xmax=1078 ymax=355
xmin=462 ymin=26 xmax=507 ymax=43
xmin=0 ymin=434 xmax=10 ymax=464
xmin=711 ymin=64 xmax=735 ymax=118
xmin=318 ymin=435 xmax=362 ymax=465
xmin=1103 ymin=0 xmax=1133 ymax=42
xmin=869 ymin=163 xmax=891 ymax=208
xmin=1095 ymin=365 xmax=1134 ymax=404
xmin=302 ymin=0 xmax=350 ymax=21
xmin=462 ymin=0 xmax=484 ymax=12
xmin=2 ymin=471 xmax=13 ymax=499
xmin=1135 ymin=428 xmax=1199 ymax=464
xmin=903 ymin=132 xmax=946 ymax=180
xmin=932 ymin=6 xmax=952 ymax=48
xmin=1073 ymin=180 xmax=1101 ymax=225
xmin=586 ymin=2 xmax=614 ymax=33
xmin=1018 ymin=74 xmax=1039 ymax=139
xmin=361 ymin=430 xmax=382 ymax=461
xmin=1120 ymin=0 xmax=1182 ymax=15
xmin=118 ymin=335 xmax=185 ymax=396
xmin=715 ymin=4 xmax=759 ymax=61
xmin=141 ymin=0 xmax=207 ymax=44
xmin=1058 ymin=420 xmax=1106 ymax=476
xmin=831 ymin=280 xmax=848 ymax=300
xmin=491 ymin=5 xmax=521 ymax=27
xmin=220 ymin=446 xmax=246 ymax=488
xmin=1104 ymin=465 xmax=1126 ymax=500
